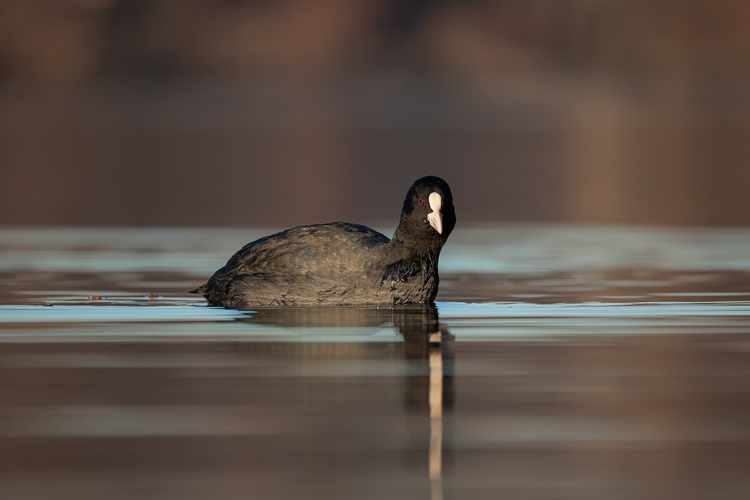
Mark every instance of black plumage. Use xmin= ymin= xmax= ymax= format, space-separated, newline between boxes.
xmin=191 ymin=176 xmax=456 ymax=307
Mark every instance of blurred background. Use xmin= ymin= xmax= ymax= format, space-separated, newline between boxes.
xmin=1 ymin=0 xmax=749 ymax=228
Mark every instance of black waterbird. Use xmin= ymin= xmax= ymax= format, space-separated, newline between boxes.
xmin=191 ymin=176 xmax=456 ymax=307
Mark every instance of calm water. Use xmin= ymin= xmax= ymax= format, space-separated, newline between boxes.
xmin=2 ymin=226 xmax=750 ymax=500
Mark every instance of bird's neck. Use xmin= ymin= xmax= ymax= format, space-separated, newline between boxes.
xmin=386 ymin=228 xmax=444 ymax=274
xmin=390 ymin=223 xmax=443 ymax=256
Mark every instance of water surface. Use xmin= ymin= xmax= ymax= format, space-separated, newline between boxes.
xmin=1 ymin=226 xmax=749 ymax=499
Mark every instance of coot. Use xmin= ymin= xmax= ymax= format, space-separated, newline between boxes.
xmin=192 ymin=176 xmax=456 ymax=307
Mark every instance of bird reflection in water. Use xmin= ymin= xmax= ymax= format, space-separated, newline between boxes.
xmin=235 ymin=305 xmax=454 ymax=499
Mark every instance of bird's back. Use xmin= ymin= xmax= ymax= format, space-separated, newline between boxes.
xmin=194 ymin=222 xmax=391 ymax=307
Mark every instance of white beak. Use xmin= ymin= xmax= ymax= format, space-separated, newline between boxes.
xmin=427 ymin=192 xmax=443 ymax=234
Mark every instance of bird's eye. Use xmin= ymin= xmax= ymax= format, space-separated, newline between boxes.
xmin=418 ymin=198 xmax=424 ymax=205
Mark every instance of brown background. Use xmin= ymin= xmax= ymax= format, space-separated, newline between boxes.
xmin=1 ymin=0 xmax=749 ymax=227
